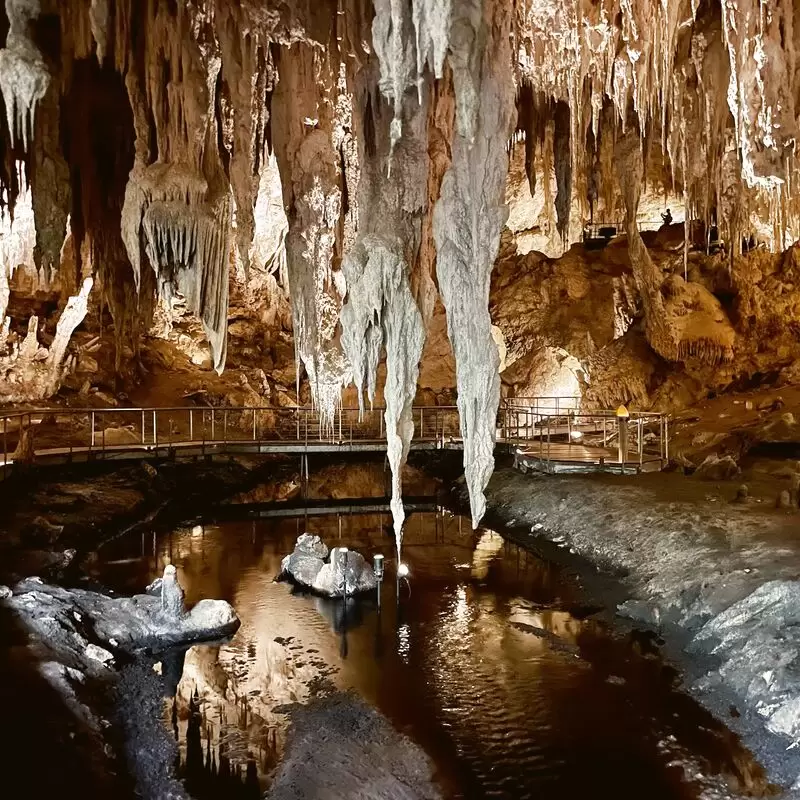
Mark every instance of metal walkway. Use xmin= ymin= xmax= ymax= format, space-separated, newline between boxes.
xmin=0 ymin=398 xmax=669 ymax=478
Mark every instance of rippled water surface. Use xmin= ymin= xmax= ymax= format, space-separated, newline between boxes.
xmin=98 ymin=507 xmax=762 ymax=799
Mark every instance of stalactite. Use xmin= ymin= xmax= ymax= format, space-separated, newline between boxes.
xmin=29 ymin=77 xmax=69 ymax=282
xmin=372 ymin=0 xmax=416 ymax=163
xmin=215 ymin=2 xmax=273 ymax=277
xmin=271 ymin=43 xmax=350 ymax=425
xmin=553 ymin=100 xmax=571 ymax=241
xmin=433 ymin=0 xmax=515 ymax=528
xmin=341 ymin=55 xmax=429 ymax=557
xmin=0 ymin=0 xmax=49 ymax=152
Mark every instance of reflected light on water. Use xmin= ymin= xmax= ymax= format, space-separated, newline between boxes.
xmin=453 ymin=585 xmax=470 ymax=623
xmin=94 ymin=509 xmax=767 ymax=800
xmin=471 ymin=529 xmax=505 ymax=580
xmin=397 ymin=623 xmax=411 ymax=664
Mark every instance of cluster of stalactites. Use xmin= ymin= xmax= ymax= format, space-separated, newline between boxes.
xmin=341 ymin=236 xmax=425 ymax=554
xmin=372 ymin=0 xmax=453 ymax=166
xmin=0 ymin=0 xmax=50 ymax=152
xmin=514 ymin=0 xmax=800 ymax=251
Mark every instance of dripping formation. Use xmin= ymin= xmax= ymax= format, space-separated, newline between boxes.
xmin=0 ymin=0 xmax=799 ymax=545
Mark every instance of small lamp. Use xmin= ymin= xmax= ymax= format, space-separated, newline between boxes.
xmin=373 ymin=554 xmax=385 ymax=581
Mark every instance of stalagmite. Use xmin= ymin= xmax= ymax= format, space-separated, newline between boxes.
xmin=0 ymin=276 xmax=92 ymax=403
xmin=433 ymin=0 xmax=515 ymax=528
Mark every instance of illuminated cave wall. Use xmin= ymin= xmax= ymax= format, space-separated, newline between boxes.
xmin=0 ymin=0 xmax=799 ymax=524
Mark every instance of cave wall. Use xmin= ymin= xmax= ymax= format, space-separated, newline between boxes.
xmin=0 ymin=0 xmax=799 ymax=525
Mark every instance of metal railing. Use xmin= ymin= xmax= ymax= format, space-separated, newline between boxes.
xmin=0 ymin=399 xmax=669 ymax=474
xmin=0 ymin=404 xmax=464 ymax=470
xmin=507 ymin=407 xmax=669 ymax=468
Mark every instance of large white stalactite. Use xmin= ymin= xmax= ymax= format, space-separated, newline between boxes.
xmin=433 ymin=0 xmax=515 ymax=528
xmin=272 ymin=44 xmax=350 ymax=426
xmin=341 ymin=52 xmax=429 ymax=558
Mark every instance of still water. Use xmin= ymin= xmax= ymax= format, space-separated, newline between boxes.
xmin=98 ymin=507 xmax=763 ymax=800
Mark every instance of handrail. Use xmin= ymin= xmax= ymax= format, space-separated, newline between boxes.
xmin=0 ymin=399 xmax=669 ymax=474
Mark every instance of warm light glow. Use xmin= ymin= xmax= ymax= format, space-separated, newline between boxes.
xmin=397 ymin=562 xmax=410 ymax=578
xmin=397 ymin=623 xmax=411 ymax=663
xmin=569 ymin=430 xmax=583 ymax=441
xmin=191 ymin=525 xmax=203 ymax=537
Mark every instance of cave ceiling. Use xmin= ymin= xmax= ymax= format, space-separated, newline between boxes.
xmin=0 ymin=0 xmax=798 ymax=525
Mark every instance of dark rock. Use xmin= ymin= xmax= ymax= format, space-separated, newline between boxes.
xmin=694 ymin=454 xmax=741 ymax=481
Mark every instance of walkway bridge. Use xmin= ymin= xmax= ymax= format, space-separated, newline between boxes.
xmin=0 ymin=396 xmax=669 ymax=478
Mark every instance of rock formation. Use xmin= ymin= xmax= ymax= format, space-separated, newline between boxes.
xmin=280 ymin=533 xmax=378 ymax=597
xmin=0 ymin=0 xmax=799 ymax=530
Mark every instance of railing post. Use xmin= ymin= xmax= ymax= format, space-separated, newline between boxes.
xmin=141 ymin=410 xmax=145 ymax=445
xmin=189 ymin=409 xmax=194 ymax=442
xmin=223 ymin=410 xmax=228 ymax=443
xmin=102 ymin=414 xmax=106 ymax=452
xmin=547 ymin=417 xmax=551 ymax=462
xmin=211 ymin=410 xmax=215 ymax=440
xmin=638 ymin=418 xmax=643 ymax=464
xmin=153 ymin=409 xmax=157 ymax=445
xmin=665 ymin=417 xmax=669 ymax=462
xmin=3 ymin=416 xmax=7 ymax=479
xmin=253 ymin=408 xmax=257 ymax=441
xmin=420 ymin=406 xmax=424 ymax=439
xmin=90 ymin=411 xmax=95 ymax=449
xmin=380 ymin=410 xmax=383 ymax=438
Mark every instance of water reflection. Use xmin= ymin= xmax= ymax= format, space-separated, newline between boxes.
xmin=98 ymin=509 xmax=766 ymax=799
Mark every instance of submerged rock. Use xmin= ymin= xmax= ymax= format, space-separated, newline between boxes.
xmin=281 ymin=535 xmax=377 ymax=597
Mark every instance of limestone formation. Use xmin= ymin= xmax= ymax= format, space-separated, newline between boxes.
xmin=0 ymin=0 xmax=799 ymax=524
xmin=280 ymin=534 xmax=377 ymax=597
xmin=159 ymin=565 xmax=185 ymax=620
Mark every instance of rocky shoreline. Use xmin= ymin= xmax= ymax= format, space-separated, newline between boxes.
xmin=467 ymin=467 xmax=800 ymax=794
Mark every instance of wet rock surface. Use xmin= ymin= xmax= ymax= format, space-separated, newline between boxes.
xmin=0 ymin=564 xmax=239 ymax=800
xmin=268 ymin=693 xmax=442 ymax=800
xmin=475 ymin=468 xmax=800 ymax=790
xmin=281 ymin=535 xmax=378 ymax=597
xmin=8 ymin=577 xmax=239 ymax=653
